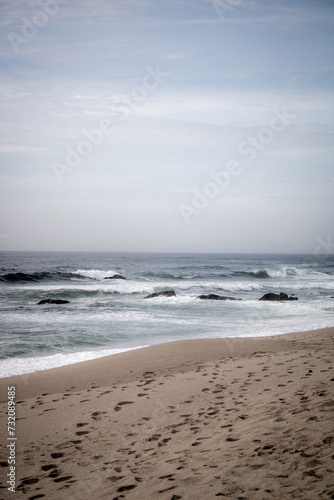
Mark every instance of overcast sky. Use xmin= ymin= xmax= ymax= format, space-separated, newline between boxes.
xmin=0 ymin=0 xmax=333 ymax=253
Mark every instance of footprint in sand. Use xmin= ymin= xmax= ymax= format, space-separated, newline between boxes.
xmin=19 ymin=477 xmax=39 ymax=485
xmin=114 ymin=401 xmax=135 ymax=412
xmin=159 ymin=473 xmax=175 ymax=480
xmin=117 ymin=484 xmax=137 ymax=492
xmin=147 ymin=433 xmax=161 ymax=442
xmin=48 ymin=469 xmax=61 ymax=478
xmin=41 ymin=464 xmax=57 ymax=471
xmin=53 ymin=475 xmax=74 ymax=483
xmin=107 ymin=475 xmax=125 ymax=482
xmin=91 ymin=411 xmax=106 ymax=420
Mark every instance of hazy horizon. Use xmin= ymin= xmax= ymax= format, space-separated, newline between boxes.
xmin=0 ymin=0 xmax=333 ymax=255
xmin=0 ymin=249 xmax=332 ymax=258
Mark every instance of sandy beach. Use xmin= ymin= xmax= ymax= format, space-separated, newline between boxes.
xmin=0 ymin=327 xmax=333 ymax=499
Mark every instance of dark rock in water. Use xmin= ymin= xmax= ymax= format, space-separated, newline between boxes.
xmin=145 ymin=290 xmax=176 ymax=299
xmin=37 ymin=299 xmax=70 ymax=305
xmin=259 ymin=293 xmax=298 ymax=302
xmin=104 ymin=274 xmax=126 ymax=280
xmin=198 ymin=294 xmax=240 ymax=301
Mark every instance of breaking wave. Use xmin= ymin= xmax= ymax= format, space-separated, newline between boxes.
xmin=0 ymin=271 xmax=84 ymax=283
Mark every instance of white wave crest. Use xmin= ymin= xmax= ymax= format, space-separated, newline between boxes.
xmin=0 ymin=346 xmax=147 ymax=378
xmin=269 ymin=266 xmax=327 ymax=278
xmin=74 ymin=269 xmax=117 ymax=280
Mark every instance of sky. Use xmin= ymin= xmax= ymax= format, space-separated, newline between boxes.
xmin=0 ymin=0 xmax=333 ymax=254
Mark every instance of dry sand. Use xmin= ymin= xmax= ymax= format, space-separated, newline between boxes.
xmin=0 ymin=327 xmax=333 ymax=500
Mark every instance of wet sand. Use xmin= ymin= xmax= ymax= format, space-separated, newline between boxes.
xmin=0 ymin=327 xmax=333 ymax=499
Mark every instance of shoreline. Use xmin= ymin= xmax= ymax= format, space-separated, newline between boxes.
xmin=0 ymin=327 xmax=332 ymax=399
xmin=1 ymin=325 xmax=333 ymax=384
xmin=0 ymin=327 xmax=333 ymax=499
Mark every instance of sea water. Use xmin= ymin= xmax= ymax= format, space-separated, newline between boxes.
xmin=0 ymin=251 xmax=333 ymax=377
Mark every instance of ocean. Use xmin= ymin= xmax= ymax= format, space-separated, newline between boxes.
xmin=0 ymin=251 xmax=333 ymax=378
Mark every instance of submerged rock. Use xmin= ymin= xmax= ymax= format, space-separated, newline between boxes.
xmin=259 ymin=292 xmax=298 ymax=301
xmin=198 ymin=294 xmax=240 ymax=301
xmin=104 ymin=274 xmax=126 ymax=280
xmin=37 ymin=299 xmax=70 ymax=305
xmin=145 ymin=290 xmax=176 ymax=299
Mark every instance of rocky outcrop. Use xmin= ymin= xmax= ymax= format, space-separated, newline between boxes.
xmin=104 ymin=274 xmax=126 ymax=280
xmin=259 ymin=293 xmax=298 ymax=301
xmin=145 ymin=290 xmax=176 ymax=299
xmin=197 ymin=293 xmax=241 ymax=300
xmin=37 ymin=299 xmax=70 ymax=305
xmin=198 ymin=294 xmax=240 ymax=301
